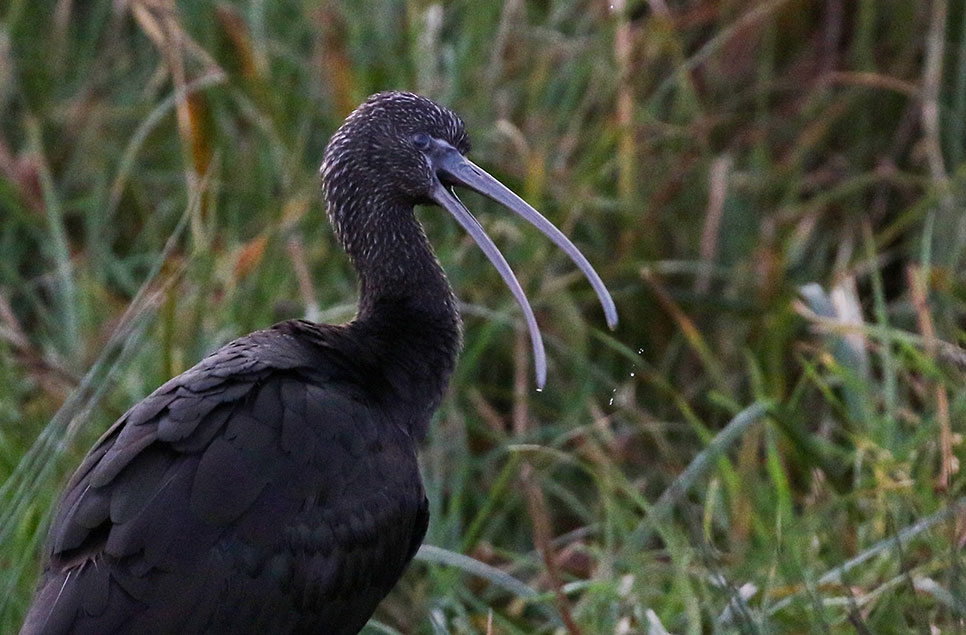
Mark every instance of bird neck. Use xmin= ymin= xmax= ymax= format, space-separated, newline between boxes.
xmin=342 ymin=200 xmax=462 ymax=435
xmin=349 ymin=206 xmax=456 ymax=324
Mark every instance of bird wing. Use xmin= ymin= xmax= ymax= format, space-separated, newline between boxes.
xmin=22 ymin=323 xmax=429 ymax=635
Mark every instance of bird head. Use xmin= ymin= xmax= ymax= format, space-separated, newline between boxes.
xmin=321 ymin=92 xmax=470 ymax=214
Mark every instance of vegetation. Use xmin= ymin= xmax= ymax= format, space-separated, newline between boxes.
xmin=2 ymin=0 xmax=965 ymax=632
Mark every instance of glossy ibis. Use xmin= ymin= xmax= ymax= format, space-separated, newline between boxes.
xmin=21 ymin=91 xmax=617 ymax=634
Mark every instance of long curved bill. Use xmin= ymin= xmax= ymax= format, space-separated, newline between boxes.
xmin=428 ymin=143 xmax=618 ymax=389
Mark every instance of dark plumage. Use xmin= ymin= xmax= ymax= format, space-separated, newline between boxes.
xmin=21 ymin=91 xmax=616 ymax=634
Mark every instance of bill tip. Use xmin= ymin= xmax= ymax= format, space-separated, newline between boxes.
xmin=605 ymin=305 xmax=619 ymax=330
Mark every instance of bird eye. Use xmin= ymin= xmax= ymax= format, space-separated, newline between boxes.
xmin=412 ymin=133 xmax=432 ymax=150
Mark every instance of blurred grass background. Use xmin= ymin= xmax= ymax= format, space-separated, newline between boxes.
xmin=1 ymin=0 xmax=965 ymax=632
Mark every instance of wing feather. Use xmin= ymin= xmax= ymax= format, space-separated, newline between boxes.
xmin=190 ymin=437 xmax=270 ymax=525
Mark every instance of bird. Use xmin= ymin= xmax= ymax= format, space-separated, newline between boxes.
xmin=20 ymin=91 xmax=618 ymax=635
